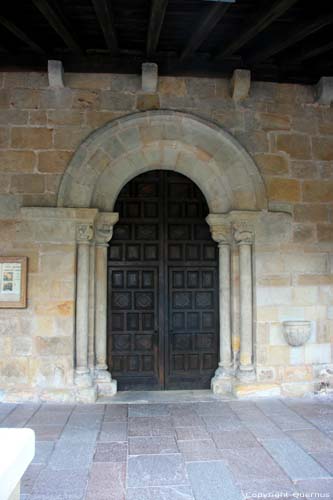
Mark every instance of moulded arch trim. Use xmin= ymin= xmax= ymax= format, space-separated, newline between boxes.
xmin=57 ymin=110 xmax=267 ymax=212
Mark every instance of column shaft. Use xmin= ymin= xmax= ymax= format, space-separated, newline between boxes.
xmin=75 ymin=240 xmax=91 ymax=385
xmin=219 ymin=242 xmax=232 ymax=371
xmin=95 ymin=243 xmax=110 ymax=378
xmin=239 ymin=242 xmax=254 ymax=375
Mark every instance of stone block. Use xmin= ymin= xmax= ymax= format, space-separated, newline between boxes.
xmin=268 ymin=346 xmax=289 ymax=365
xmin=0 ymin=358 xmax=29 ymax=384
xmin=0 ymin=109 xmax=28 ymax=125
xmin=305 ymin=344 xmax=331 ymax=364
xmin=48 ymin=60 xmax=64 ymax=88
xmin=257 ymin=112 xmax=291 ymax=130
xmin=72 ymin=89 xmax=100 ymax=109
xmin=317 ymin=224 xmax=333 ymax=242
xmin=35 ymin=336 xmax=72 ymax=356
xmin=11 ymin=127 xmax=53 ymax=149
xmin=29 ymin=110 xmax=47 ymax=125
xmin=293 ymin=224 xmax=315 ymax=243
xmin=0 ymin=174 xmax=10 ymax=193
xmin=85 ymin=110 xmax=123 ymax=128
xmin=315 ymin=76 xmax=333 ymax=105
xmin=297 ymin=274 xmax=333 ymax=285
xmin=231 ymin=69 xmax=251 ymax=101
xmin=0 ymin=151 xmax=36 ymax=173
xmin=12 ymin=337 xmax=33 ymax=357
xmin=37 ymin=150 xmax=72 ymax=173
xmin=53 ymin=127 xmax=91 ymax=149
xmin=47 ymin=109 xmax=83 ymax=126
xmin=136 ymin=93 xmax=160 ymax=110
xmin=275 ymin=133 xmax=311 ymax=160
xmin=312 ymin=137 xmax=333 ymax=161
xmin=100 ymin=91 xmax=135 ymax=111
xmin=65 ymin=72 xmax=111 ymax=89
xmin=39 ymin=88 xmax=73 ymax=109
xmin=255 ymin=153 xmax=289 ymax=175
xmin=159 ymin=77 xmax=187 ymax=96
xmin=11 ymin=174 xmax=45 ymax=194
xmin=10 ymin=89 xmax=40 ymax=109
xmin=302 ymin=180 xmax=333 ymax=203
xmin=294 ymin=204 xmax=328 ymax=223
xmin=267 ymin=178 xmax=301 ymax=202
xmin=233 ymin=383 xmax=281 ymax=398
xmin=142 ymin=63 xmax=158 ymax=93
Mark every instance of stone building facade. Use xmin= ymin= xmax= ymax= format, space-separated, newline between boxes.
xmin=0 ymin=71 xmax=332 ymax=402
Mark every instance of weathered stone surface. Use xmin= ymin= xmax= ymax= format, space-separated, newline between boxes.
xmin=127 ymin=454 xmax=187 ymax=487
xmin=136 ymin=93 xmax=160 ymax=110
xmin=275 ymin=134 xmax=311 ymax=160
xmin=37 ymin=151 xmax=72 ymax=173
xmin=303 ymin=180 xmax=333 ymax=202
xmin=255 ymin=153 xmax=289 ymax=175
xmin=266 ymin=178 xmax=301 ymax=202
xmin=312 ymin=137 xmax=333 ymax=161
xmin=257 ymin=112 xmax=291 ymax=130
xmin=0 ymin=150 xmax=36 ymax=172
xmin=48 ymin=60 xmax=64 ymax=88
xmin=11 ymin=127 xmax=53 ymax=149
xmin=231 ymin=69 xmax=251 ymax=102
xmin=159 ymin=77 xmax=187 ymax=96
xmin=11 ymin=174 xmax=45 ymax=194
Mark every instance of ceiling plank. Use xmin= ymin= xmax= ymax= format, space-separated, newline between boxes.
xmin=91 ymin=0 xmax=118 ymax=53
xmin=0 ymin=15 xmax=45 ymax=54
xmin=180 ymin=3 xmax=230 ymax=60
xmin=32 ymin=0 xmax=83 ymax=55
xmin=287 ymin=40 xmax=333 ymax=64
xmin=215 ymin=0 xmax=299 ymax=60
xmin=147 ymin=0 xmax=168 ymax=57
xmin=247 ymin=12 xmax=333 ymax=64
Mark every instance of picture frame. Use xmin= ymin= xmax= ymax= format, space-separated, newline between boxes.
xmin=0 ymin=257 xmax=27 ymax=308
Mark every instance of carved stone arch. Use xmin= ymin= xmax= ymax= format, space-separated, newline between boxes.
xmin=57 ymin=110 xmax=267 ymax=212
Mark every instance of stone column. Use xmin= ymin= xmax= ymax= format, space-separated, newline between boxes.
xmin=206 ymin=215 xmax=233 ymax=394
xmin=94 ymin=213 xmax=119 ymax=383
xmin=234 ymin=227 xmax=255 ymax=381
xmin=75 ymin=223 xmax=94 ymax=387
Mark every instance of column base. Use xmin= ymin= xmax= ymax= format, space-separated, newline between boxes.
xmin=96 ymin=379 xmax=117 ymax=398
xmin=237 ymin=365 xmax=256 ymax=383
xmin=233 ymin=382 xmax=281 ymax=398
xmin=74 ymin=369 xmax=93 ymax=387
xmin=75 ymin=385 xmax=97 ymax=403
xmin=211 ymin=366 xmax=234 ymax=394
xmin=94 ymin=367 xmax=112 ymax=382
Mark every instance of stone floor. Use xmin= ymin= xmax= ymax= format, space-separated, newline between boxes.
xmin=1 ymin=393 xmax=333 ymax=500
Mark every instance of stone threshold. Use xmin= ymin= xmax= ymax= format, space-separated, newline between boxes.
xmin=98 ymin=389 xmax=235 ymax=404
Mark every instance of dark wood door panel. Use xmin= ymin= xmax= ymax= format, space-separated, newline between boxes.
xmin=108 ymin=170 xmax=219 ymax=391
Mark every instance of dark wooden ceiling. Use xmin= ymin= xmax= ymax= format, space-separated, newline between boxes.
xmin=0 ymin=0 xmax=332 ymax=83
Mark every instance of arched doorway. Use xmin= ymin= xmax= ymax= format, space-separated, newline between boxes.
xmin=108 ymin=170 xmax=219 ymax=390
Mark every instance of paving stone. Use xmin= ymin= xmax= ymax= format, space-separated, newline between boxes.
xmin=261 ymin=438 xmax=331 ymax=480
xmin=128 ymin=417 xmax=174 ymax=437
xmin=29 ymin=412 xmax=69 ymax=426
xmin=66 ymin=413 xmax=103 ymax=428
xmin=99 ymin=422 xmax=127 ymax=441
xmin=32 ymin=469 xmax=88 ymax=496
xmin=48 ymin=441 xmax=95 ymax=470
xmin=127 ymin=454 xmax=188 ymax=487
xmin=195 ymin=402 xmax=235 ymax=416
xmin=238 ymin=478 xmax=298 ymax=500
xmin=311 ymin=452 xmax=333 ymax=474
xmin=221 ymin=448 xmax=287 ymax=480
xmin=187 ymin=461 xmax=243 ymax=500
xmin=244 ymin=420 xmax=286 ymax=439
xmin=295 ymin=478 xmax=333 ymax=496
xmin=287 ymin=428 xmax=333 ymax=452
xmin=129 ymin=436 xmax=178 ymax=455
xmin=86 ymin=463 xmax=126 ymax=500
xmin=172 ymin=413 xmax=203 ymax=427
xmin=202 ymin=415 xmax=244 ymax=431
xmin=126 ymin=485 xmax=194 ymax=500
xmin=176 ymin=426 xmax=210 ymax=441
xmin=213 ymin=430 xmax=261 ymax=449
xmin=21 ymin=464 xmax=44 ymax=494
xmin=104 ymin=404 xmax=128 ymax=421
xmin=32 ymin=442 xmax=55 ymax=465
xmin=27 ymin=424 xmax=64 ymax=441
xmin=94 ymin=442 xmax=127 ymax=462
xmin=268 ymin=411 xmax=313 ymax=431
xmin=73 ymin=403 xmax=105 ymax=413
xmin=178 ymin=438 xmax=220 ymax=461
xmin=59 ymin=425 xmax=98 ymax=443
xmin=129 ymin=404 xmax=170 ymax=417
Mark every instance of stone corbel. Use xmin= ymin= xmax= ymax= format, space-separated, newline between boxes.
xmin=76 ymin=223 xmax=94 ymax=243
xmin=95 ymin=212 xmax=119 ymax=245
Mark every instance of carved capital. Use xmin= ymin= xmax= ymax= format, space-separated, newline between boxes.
xmin=206 ymin=214 xmax=231 ymax=245
xmin=76 ymin=223 xmax=94 ymax=243
xmin=234 ymin=227 xmax=254 ymax=245
xmin=95 ymin=212 xmax=119 ymax=245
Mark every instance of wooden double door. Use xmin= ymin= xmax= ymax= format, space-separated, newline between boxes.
xmin=107 ymin=170 xmax=219 ymax=390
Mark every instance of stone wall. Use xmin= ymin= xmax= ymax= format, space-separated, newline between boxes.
xmin=0 ymin=71 xmax=332 ymax=401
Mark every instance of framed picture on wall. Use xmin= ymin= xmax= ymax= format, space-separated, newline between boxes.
xmin=0 ymin=257 xmax=27 ymax=308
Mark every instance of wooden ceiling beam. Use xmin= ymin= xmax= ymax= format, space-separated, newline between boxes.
xmin=180 ymin=3 xmax=230 ymax=60
xmin=215 ymin=0 xmax=299 ymax=60
xmin=147 ymin=0 xmax=168 ymax=57
xmin=286 ymin=40 xmax=333 ymax=64
xmin=32 ymin=0 xmax=83 ymax=55
xmin=0 ymin=15 xmax=45 ymax=54
xmin=247 ymin=12 xmax=333 ymax=64
xmin=91 ymin=0 xmax=118 ymax=54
